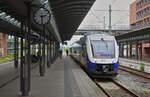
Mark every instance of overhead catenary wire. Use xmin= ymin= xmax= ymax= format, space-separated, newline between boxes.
xmin=90 ymin=9 xmax=103 ymax=23
xmin=93 ymin=9 xmax=129 ymax=12
xmin=111 ymin=0 xmax=118 ymax=6
xmin=101 ymin=0 xmax=118 ymax=19
xmin=86 ymin=0 xmax=129 ymax=29
xmin=91 ymin=9 xmax=129 ymax=28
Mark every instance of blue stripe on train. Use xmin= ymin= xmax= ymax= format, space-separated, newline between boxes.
xmin=86 ymin=57 xmax=96 ymax=71
xmin=86 ymin=57 xmax=119 ymax=72
xmin=114 ymin=62 xmax=119 ymax=72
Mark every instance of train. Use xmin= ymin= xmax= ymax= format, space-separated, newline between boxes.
xmin=70 ymin=33 xmax=119 ymax=78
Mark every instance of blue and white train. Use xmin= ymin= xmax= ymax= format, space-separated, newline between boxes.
xmin=70 ymin=33 xmax=119 ymax=78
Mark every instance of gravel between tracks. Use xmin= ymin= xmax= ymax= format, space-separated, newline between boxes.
xmin=116 ymin=70 xmax=150 ymax=97
xmin=98 ymin=80 xmax=135 ymax=97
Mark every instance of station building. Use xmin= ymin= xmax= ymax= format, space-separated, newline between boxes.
xmin=130 ymin=0 xmax=150 ymax=29
xmin=0 ymin=33 xmax=15 ymax=57
xmin=7 ymin=35 xmax=14 ymax=55
xmin=129 ymin=0 xmax=150 ymax=61
xmin=0 ymin=33 xmax=7 ymax=57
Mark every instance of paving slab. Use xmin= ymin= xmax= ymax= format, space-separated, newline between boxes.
xmin=119 ymin=58 xmax=150 ymax=73
xmin=0 ymin=56 xmax=107 ymax=97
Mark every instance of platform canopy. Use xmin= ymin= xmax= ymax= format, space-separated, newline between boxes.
xmin=49 ymin=0 xmax=95 ymax=41
xmin=116 ymin=27 xmax=150 ymax=43
xmin=0 ymin=0 xmax=95 ymax=42
xmin=0 ymin=0 xmax=44 ymax=37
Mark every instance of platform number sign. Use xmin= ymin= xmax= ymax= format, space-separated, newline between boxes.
xmin=33 ymin=7 xmax=51 ymax=25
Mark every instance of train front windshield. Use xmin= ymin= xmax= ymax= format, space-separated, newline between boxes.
xmin=91 ymin=40 xmax=115 ymax=58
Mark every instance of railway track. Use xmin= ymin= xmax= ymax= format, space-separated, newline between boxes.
xmin=70 ymin=56 xmax=147 ymax=97
xmin=95 ymin=79 xmax=140 ymax=97
xmin=119 ymin=65 xmax=150 ymax=80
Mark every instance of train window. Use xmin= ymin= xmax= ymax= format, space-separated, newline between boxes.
xmin=91 ymin=40 xmax=115 ymax=58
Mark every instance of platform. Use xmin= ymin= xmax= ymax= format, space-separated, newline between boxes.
xmin=0 ymin=56 xmax=107 ymax=97
xmin=0 ymin=61 xmax=19 ymax=88
xmin=119 ymin=58 xmax=150 ymax=73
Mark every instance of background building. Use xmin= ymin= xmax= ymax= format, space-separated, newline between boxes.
xmin=0 ymin=33 xmax=7 ymax=57
xmin=0 ymin=34 xmax=15 ymax=57
xmin=130 ymin=0 xmax=150 ymax=29
xmin=130 ymin=1 xmax=137 ymax=29
xmin=7 ymin=35 xmax=14 ymax=55
xmin=130 ymin=0 xmax=150 ymax=61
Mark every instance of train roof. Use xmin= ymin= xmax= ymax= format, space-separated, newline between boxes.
xmin=78 ymin=32 xmax=114 ymax=45
xmin=84 ymin=32 xmax=110 ymax=36
xmin=70 ymin=42 xmax=81 ymax=48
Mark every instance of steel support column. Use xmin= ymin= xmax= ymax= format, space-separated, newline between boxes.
xmin=118 ymin=43 xmax=121 ymax=57
xmin=46 ymin=43 xmax=47 ymax=67
xmin=41 ymin=26 xmax=46 ymax=76
xmin=123 ymin=43 xmax=125 ymax=58
xmin=20 ymin=3 xmax=31 ymax=95
xmin=49 ymin=41 xmax=52 ymax=64
xmin=148 ymin=40 xmax=150 ymax=60
xmin=38 ymin=38 xmax=42 ymax=75
xmin=45 ymin=42 xmax=47 ymax=69
xmin=14 ymin=36 xmax=19 ymax=68
xmin=53 ymin=41 xmax=55 ymax=61
xmin=56 ymin=42 xmax=59 ymax=58
xmin=40 ymin=41 xmax=45 ymax=76
xmin=51 ymin=41 xmax=53 ymax=63
xmin=56 ymin=41 xmax=58 ymax=58
xmin=27 ymin=5 xmax=31 ymax=92
xmin=129 ymin=44 xmax=132 ymax=59
xmin=54 ymin=41 xmax=57 ymax=59
xmin=20 ymin=20 xmax=31 ymax=96
xmin=57 ymin=41 xmax=59 ymax=57
xmin=20 ymin=21 xmax=25 ymax=96
xmin=54 ymin=41 xmax=57 ymax=60
xmin=46 ymin=42 xmax=47 ymax=67
xmin=47 ymin=42 xmax=50 ymax=68
xmin=126 ymin=42 xmax=129 ymax=58
xmin=121 ymin=43 xmax=124 ymax=57
xmin=55 ymin=42 xmax=57 ymax=58
xmin=139 ymin=43 xmax=142 ymax=60
xmin=135 ymin=43 xmax=139 ymax=60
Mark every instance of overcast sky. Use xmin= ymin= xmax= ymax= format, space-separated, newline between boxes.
xmin=79 ymin=0 xmax=135 ymax=29
xmin=68 ymin=0 xmax=136 ymax=45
